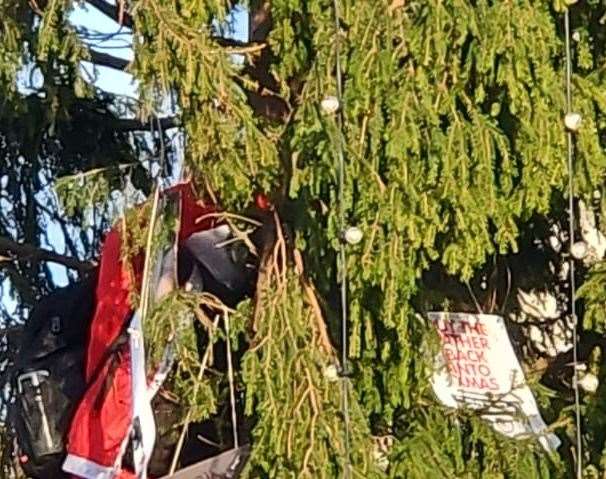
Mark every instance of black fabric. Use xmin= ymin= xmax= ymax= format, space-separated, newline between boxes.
xmin=11 ymin=275 xmax=97 ymax=479
xmin=179 ymin=238 xmax=256 ymax=308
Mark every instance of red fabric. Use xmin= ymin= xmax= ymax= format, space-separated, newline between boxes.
xmin=85 ymin=228 xmax=137 ymax=380
xmin=254 ymin=192 xmax=270 ymax=210
xmin=65 ymin=183 xmax=216 ymax=478
xmin=166 ymin=183 xmax=217 ymax=240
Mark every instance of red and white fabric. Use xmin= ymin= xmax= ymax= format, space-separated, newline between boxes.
xmin=63 ymin=184 xmax=217 ymax=479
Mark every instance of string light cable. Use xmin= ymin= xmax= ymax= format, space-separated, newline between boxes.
xmin=329 ymin=0 xmax=352 ymax=476
xmin=563 ymin=6 xmax=583 ymax=479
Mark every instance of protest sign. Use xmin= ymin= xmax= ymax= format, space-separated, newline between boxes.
xmin=429 ymin=312 xmax=560 ymax=452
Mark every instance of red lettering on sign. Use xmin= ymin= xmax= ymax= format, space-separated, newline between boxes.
xmin=434 ymin=317 xmax=499 ymax=392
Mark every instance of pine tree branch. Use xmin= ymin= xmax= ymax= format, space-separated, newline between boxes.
xmin=85 ymin=0 xmax=134 ymax=29
xmin=87 ymin=49 xmax=130 ymax=71
xmin=542 ymin=330 xmax=606 ymax=376
xmin=243 ymin=2 xmax=290 ymax=122
xmin=3 ymin=263 xmax=37 ymax=304
xmin=242 ymin=88 xmax=290 ymax=122
xmin=81 ymin=7 xmax=288 ymax=121
xmin=86 ymin=42 xmax=263 ymax=72
xmin=213 ymin=37 xmax=264 ymax=49
xmin=80 ymin=100 xmax=181 ymax=131
xmin=84 ymin=1 xmax=263 ymax=42
xmin=109 ymin=116 xmax=181 ymax=132
xmin=0 ymin=236 xmax=95 ymax=272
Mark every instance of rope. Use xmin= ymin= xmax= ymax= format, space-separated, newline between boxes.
xmin=139 ymin=187 xmax=161 ymax=320
xmin=169 ymin=315 xmax=221 ymax=475
xmin=564 ymin=9 xmax=583 ymax=478
xmin=224 ymin=311 xmax=240 ymax=448
xmin=156 ymin=115 xmax=167 ymax=186
xmin=465 ymin=281 xmax=483 ymax=314
xmin=331 ymin=0 xmax=352 ymax=475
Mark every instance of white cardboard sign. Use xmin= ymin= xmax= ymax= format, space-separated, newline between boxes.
xmin=428 ymin=312 xmax=560 ymax=452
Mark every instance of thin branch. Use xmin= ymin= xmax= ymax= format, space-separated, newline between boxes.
xmin=35 ymin=199 xmax=81 ymax=259
xmin=86 ymin=42 xmax=264 ymax=72
xmin=109 ymin=116 xmax=181 ymax=132
xmin=213 ymin=37 xmax=266 ymax=52
xmin=243 ymin=88 xmax=290 ymax=122
xmin=0 ymin=236 xmax=95 ymax=272
xmin=85 ymin=0 xmax=134 ymax=29
xmin=81 ymin=5 xmax=287 ymax=122
xmin=87 ymin=49 xmax=130 ymax=71
xmin=3 ymin=264 xmax=37 ymax=304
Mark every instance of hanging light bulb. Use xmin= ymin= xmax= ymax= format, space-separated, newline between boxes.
xmin=578 ymin=372 xmax=599 ymax=393
xmin=564 ymin=112 xmax=582 ymax=132
xmin=321 ymin=96 xmax=340 ymax=114
xmin=342 ymin=226 xmax=363 ymax=245
xmin=570 ymin=241 xmax=588 ymax=260
xmin=324 ymin=364 xmax=339 ymax=382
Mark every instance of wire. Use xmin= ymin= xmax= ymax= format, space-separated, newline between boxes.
xmin=224 ymin=311 xmax=240 ymax=449
xmin=139 ymin=187 xmax=161 ymax=318
xmin=564 ymin=9 xmax=583 ymax=479
xmin=465 ymin=281 xmax=483 ymax=314
xmin=169 ymin=315 xmax=221 ymax=475
xmin=331 ymin=0 xmax=352 ymax=476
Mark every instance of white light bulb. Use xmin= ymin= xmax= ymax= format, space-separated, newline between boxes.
xmin=571 ymin=241 xmax=588 ymax=260
xmin=324 ymin=364 xmax=339 ymax=382
xmin=343 ymin=226 xmax=363 ymax=245
xmin=564 ymin=112 xmax=582 ymax=132
xmin=578 ymin=372 xmax=599 ymax=393
xmin=321 ymin=96 xmax=340 ymax=114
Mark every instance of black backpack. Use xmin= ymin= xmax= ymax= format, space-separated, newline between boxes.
xmin=11 ymin=275 xmax=96 ymax=478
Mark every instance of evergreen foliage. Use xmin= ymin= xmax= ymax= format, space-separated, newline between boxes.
xmin=4 ymin=0 xmax=606 ymax=477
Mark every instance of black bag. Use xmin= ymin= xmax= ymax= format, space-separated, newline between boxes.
xmin=11 ymin=275 xmax=96 ymax=478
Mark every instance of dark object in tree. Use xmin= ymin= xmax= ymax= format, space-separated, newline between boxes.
xmin=9 ymin=205 xmax=272 ymax=478
xmin=160 ymin=445 xmax=250 ymax=479
xmin=10 ymin=274 xmax=97 ymax=479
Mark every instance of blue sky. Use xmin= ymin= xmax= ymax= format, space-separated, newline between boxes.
xmin=73 ymin=2 xmax=248 ymax=96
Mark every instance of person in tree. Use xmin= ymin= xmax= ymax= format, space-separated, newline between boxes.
xmin=2 ymin=1 xmax=606 ymax=478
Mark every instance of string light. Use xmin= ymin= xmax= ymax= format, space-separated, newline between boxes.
xmin=330 ymin=0 xmax=352 ymax=475
xmin=321 ymin=96 xmax=340 ymax=114
xmin=342 ymin=226 xmax=363 ymax=245
xmin=564 ymin=7 xmax=583 ymax=478
xmin=564 ymin=112 xmax=582 ymax=132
